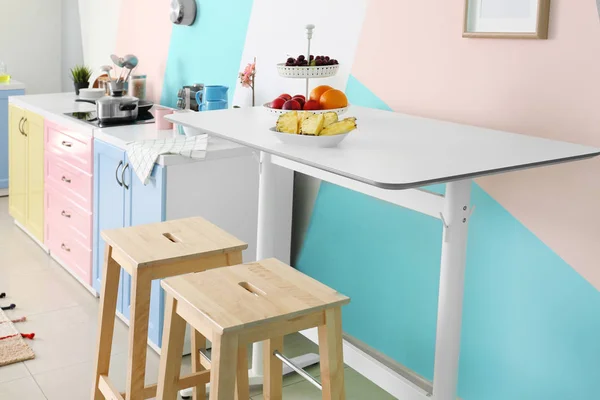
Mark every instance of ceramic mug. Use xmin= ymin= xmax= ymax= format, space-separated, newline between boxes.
xmin=202 ymin=85 xmax=228 ymax=102
xmin=153 ymin=106 xmax=174 ymax=130
xmin=199 ymin=99 xmax=228 ymax=111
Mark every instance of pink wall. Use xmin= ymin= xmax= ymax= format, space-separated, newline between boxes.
xmin=114 ymin=0 xmax=172 ymax=103
xmin=352 ymin=0 xmax=600 ymax=289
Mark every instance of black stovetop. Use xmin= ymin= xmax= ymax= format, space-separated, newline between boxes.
xmin=64 ymin=110 xmax=155 ymax=128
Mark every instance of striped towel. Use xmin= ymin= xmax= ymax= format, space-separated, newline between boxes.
xmin=126 ymin=134 xmax=208 ymax=185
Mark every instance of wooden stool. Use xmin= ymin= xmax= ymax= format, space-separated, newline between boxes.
xmin=156 ymin=258 xmax=350 ymax=400
xmin=91 ymin=217 xmax=248 ymax=400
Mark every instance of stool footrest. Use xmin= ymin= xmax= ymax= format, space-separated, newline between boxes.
xmin=104 ymin=370 xmax=211 ymax=399
xmin=274 ymin=350 xmax=322 ymax=391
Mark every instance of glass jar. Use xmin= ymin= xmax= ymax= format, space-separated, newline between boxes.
xmin=128 ymin=74 xmax=147 ymax=100
xmin=0 ymin=61 xmax=9 ymax=83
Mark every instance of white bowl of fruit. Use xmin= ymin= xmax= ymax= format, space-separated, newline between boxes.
xmin=264 ymin=85 xmax=349 ymax=115
xmin=271 ymin=110 xmax=357 ymax=148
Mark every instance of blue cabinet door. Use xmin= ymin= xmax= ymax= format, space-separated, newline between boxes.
xmin=122 ymin=160 xmax=166 ymax=345
xmin=0 ymin=89 xmax=24 ymax=190
xmin=92 ymin=140 xmax=126 ymax=314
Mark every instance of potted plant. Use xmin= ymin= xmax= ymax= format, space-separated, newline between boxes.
xmin=70 ymin=65 xmax=92 ymax=95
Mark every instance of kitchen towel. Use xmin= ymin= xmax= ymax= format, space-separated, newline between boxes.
xmin=126 ymin=134 xmax=208 ymax=185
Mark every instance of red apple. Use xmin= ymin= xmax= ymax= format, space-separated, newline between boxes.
xmin=303 ymin=100 xmax=320 ymax=110
xmin=282 ymin=99 xmax=301 ymax=110
xmin=270 ymin=97 xmax=286 ymax=109
xmin=279 ymin=93 xmax=292 ymax=101
xmin=291 ymin=96 xmax=305 ymax=107
xmin=293 ymin=94 xmax=306 ymax=101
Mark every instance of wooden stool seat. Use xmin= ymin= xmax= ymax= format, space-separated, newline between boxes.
xmin=92 ymin=217 xmax=248 ymax=400
xmin=102 ymin=217 xmax=247 ymax=270
xmin=157 ymin=258 xmax=350 ymax=400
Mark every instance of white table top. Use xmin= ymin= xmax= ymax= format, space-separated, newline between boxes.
xmin=0 ymin=80 xmax=25 ymax=91
xmin=146 ymin=106 xmax=600 ymax=189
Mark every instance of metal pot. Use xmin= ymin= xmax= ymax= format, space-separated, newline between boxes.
xmin=95 ymin=92 xmax=139 ymax=123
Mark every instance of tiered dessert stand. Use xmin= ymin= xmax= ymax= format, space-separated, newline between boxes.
xmin=263 ymin=24 xmax=348 ymax=115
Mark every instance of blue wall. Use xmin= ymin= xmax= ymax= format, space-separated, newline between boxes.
xmin=160 ymin=0 xmax=254 ymax=108
xmin=295 ymin=75 xmax=600 ymax=400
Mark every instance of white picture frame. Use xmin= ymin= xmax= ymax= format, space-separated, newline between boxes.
xmin=463 ymin=0 xmax=550 ymax=39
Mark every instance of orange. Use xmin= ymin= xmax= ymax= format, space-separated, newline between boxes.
xmin=319 ymin=89 xmax=348 ymax=109
xmin=309 ymin=85 xmax=333 ymax=102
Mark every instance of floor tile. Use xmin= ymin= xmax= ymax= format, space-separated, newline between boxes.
xmin=21 ymin=306 xmax=130 ymax=375
xmin=0 ymin=376 xmax=47 ymax=400
xmin=33 ymin=348 xmax=161 ymax=400
xmin=0 ymin=362 xmax=30 ymax=384
xmin=251 ymin=367 xmax=396 ymax=400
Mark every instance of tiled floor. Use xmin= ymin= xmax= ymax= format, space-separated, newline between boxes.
xmin=0 ymin=196 xmax=395 ymax=399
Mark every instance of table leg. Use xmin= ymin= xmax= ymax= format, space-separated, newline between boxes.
xmin=249 ymin=151 xmax=320 ymax=385
xmin=432 ymin=179 xmax=472 ymax=400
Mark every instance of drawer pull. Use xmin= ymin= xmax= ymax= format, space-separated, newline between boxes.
xmin=61 ymin=210 xmax=71 ymax=218
xmin=61 ymin=243 xmax=71 ymax=252
xmin=61 ymin=141 xmax=73 ymax=147
xmin=61 ymin=176 xmax=72 ymax=184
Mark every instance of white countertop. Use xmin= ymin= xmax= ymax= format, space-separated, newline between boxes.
xmin=168 ymin=106 xmax=600 ymax=189
xmin=0 ymin=80 xmax=25 ymax=91
xmin=9 ymin=92 xmax=249 ymax=166
xmin=10 ymin=92 xmax=96 ymax=134
xmin=94 ymin=123 xmax=252 ymax=165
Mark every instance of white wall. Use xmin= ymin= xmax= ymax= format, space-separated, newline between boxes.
xmin=78 ymin=0 xmax=121 ymax=71
xmin=0 ymin=0 xmax=62 ymax=94
xmin=61 ymin=0 xmax=84 ymax=92
xmin=232 ymin=0 xmax=368 ymax=259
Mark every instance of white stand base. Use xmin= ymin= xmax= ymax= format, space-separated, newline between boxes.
xmin=179 ymin=353 xmax=320 ymax=398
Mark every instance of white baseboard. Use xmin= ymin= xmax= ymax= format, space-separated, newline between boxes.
xmin=14 ymin=219 xmax=49 ymax=253
xmin=50 ymin=253 xmax=98 ymax=297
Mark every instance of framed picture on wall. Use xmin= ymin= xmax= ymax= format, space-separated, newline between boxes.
xmin=463 ymin=0 xmax=551 ymax=39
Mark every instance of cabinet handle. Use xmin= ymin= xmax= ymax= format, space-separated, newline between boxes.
xmin=61 ymin=140 xmax=72 ymax=147
xmin=61 ymin=243 xmax=71 ymax=252
xmin=61 ymin=176 xmax=72 ymax=184
xmin=61 ymin=210 xmax=71 ymax=218
xmin=22 ymin=118 xmax=28 ymax=136
xmin=18 ymin=117 xmax=24 ymax=135
xmin=121 ymin=163 xmax=130 ymax=190
xmin=115 ymin=160 xmax=123 ymax=187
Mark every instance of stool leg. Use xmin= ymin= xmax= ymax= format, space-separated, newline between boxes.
xmin=156 ymin=294 xmax=186 ymax=400
xmin=235 ymin=345 xmax=249 ymax=400
xmin=91 ymin=245 xmax=121 ymax=400
xmin=126 ymin=269 xmax=153 ymax=400
xmin=209 ymin=333 xmax=238 ymax=400
xmin=191 ymin=329 xmax=207 ymax=400
xmin=263 ymin=337 xmax=283 ymax=400
xmin=318 ymin=308 xmax=345 ymax=400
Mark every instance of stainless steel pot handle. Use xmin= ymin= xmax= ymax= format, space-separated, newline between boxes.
xmin=115 ymin=160 xmax=123 ymax=187
xmin=121 ymin=162 xmax=130 ymax=190
xmin=119 ymin=102 xmax=137 ymax=111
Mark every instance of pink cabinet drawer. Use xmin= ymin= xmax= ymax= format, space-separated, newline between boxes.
xmin=45 ymin=152 xmax=92 ymax=212
xmin=46 ymin=209 xmax=92 ymax=285
xmin=45 ymin=186 xmax=92 ymax=244
xmin=45 ymin=121 xmax=93 ymax=174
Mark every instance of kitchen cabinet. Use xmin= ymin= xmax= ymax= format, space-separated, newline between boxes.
xmin=8 ymin=104 xmax=45 ymax=242
xmin=1 ymin=87 xmax=25 ymax=194
xmin=93 ymin=139 xmax=165 ymax=346
xmin=45 ymin=120 xmax=94 ymax=288
xmin=92 ymin=137 xmax=261 ymax=350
